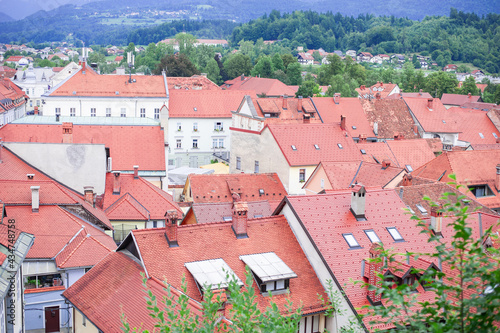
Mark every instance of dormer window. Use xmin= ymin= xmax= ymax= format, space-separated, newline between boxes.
xmin=416 ymin=204 xmax=427 ymax=215
xmin=239 ymin=252 xmax=297 ymax=295
xmin=468 ymin=184 xmax=494 ymax=198
xmin=185 ymin=258 xmax=242 ymax=294
xmin=343 ymin=233 xmax=361 ymax=249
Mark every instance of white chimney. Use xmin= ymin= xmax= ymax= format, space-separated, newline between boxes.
xmin=31 ymin=186 xmax=40 ymax=212
xmin=350 ymin=184 xmax=366 ymax=220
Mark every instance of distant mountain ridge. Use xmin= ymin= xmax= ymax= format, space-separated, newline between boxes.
xmin=0 ymin=12 xmax=14 ymax=22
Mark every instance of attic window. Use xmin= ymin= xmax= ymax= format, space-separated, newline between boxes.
xmin=343 ymin=233 xmax=361 ymax=249
xmin=259 ymin=189 xmax=265 ymax=195
xmin=194 ymin=107 xmax=197 ymax=111
xmin=364 ymin=229 xmax=381 ymax=243
xmin=185 ymin=259 xmax=242 ymax=292
xmin=493 ymin=133 xmax=498 ymax=139
xmin=314 ymin=144 xmax=320 ymax=150
xmin=337 ymin=144 xmax=343 ymax=149
xmin=387 ymin=227 xmax=404 ymax=242
xmin=223 ymin=216 xmax=232 ymax=222
xmin=416 ymin=204 xmax=428 ymax=215
xmin=352 ymin=126 xmax=357 ymax=130
xmin=405 ymin=165 xmax=413 ymax=172
xmin=291 ymin=145 xmax=297 ymax=151
xmin=115 ymin=91 xmax=119 ymax=95
xmin=479 ymin=133 xmax=484 ymax=139
xmin=360 ymin=149 xmax=366 ymax=155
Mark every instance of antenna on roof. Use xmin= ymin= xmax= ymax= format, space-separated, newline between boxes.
xmin=127 ymin=51 xmax=135 ymax=83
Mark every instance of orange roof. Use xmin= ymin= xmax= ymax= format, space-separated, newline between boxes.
xmin=0 ymin=78 xmax=27 ymax=111
xmin=188 ymin=173 xmax=287 ymax=204
xmin=312 ymin=97 xmax=374 ymax=137
xmin=0 ymin=147 xmax=52 ymax=182
xmin=48 ymin=65 xmax=167 ymax=97
xmin=168 ymin=75 xmax=220 ymax=90
xmin=404 ymin=97 xmax=460 ymax=133
xmin=114 ymin=56 xmax=123 ymax=62
xmin=447 ymin=107 xmax=500 ymax=144
xmin=356 ymin=82 xmax=398 ymax=99
xmin=103 ymin=173 xmax=182 ymax=220
xmin=224 ymin=76 xmax=296 ymax=97
xmin=0 ymin=123 xmax=165 ymax=172
xmin=441 ymin=93 xmax=481 ymax=106
xmin=267 ymin=123 xmax=362 ymax=166
xmin=252 ymin=97 xmax=322 ymax=124
xmin=169 ymin=90 xmax=254 ymax=118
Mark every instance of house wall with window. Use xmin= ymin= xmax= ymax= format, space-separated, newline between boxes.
xmin=289 ymin=166 xmax=316 ymax=195
xmin=169 ymin=117 xmax=231 ymax=168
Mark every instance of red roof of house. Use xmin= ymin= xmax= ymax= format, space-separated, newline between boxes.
xmin=312 ymin=97 xmax=373 ymax=137
xmin=6 ymin=205 xmax=114 ymax=262
xmin=0 ymin=78 xmax=27 ymax=111
xmin=385 ymin=91 xmax=433 ymax=99
xmin=0 ymin=147 xmax=52 ymax=182
xmin=168 ymin=75 xmax=220 ymax=90
xmin=185 ymin=200 xmax=273 ymax=224
xmin=0 ymin=66 xmax=17 ymax=79
xmin=250 ymin=96 xmax=321 ymax=124
xmin=130 ymin=215 xmax=327 ymax=314
xmin=314 ymin=161 xmax=404 ymax=189
xmin=281 ymin=188 xmax=435 ymax=327
xmin=48 ymin=65 xmax=167 ymax=97
xmin=188 ymin=173 xmax=287 ymax=204
xmin=224 ymin=76 xmax=296 ymax=97
xmin=447 ymin=107 xmax=500 ymax=144
xmin=5 ymin=56 xmax=23 ymax=62
xmin=443 ymin=64 xmax=457 ymax=70
xmin=414 ymin=150 xmax=500 ymax=208
xmin=102 ymin=173 xmax=182 ymax=220
xmin=0 ymin=123 xmax=165 ymax=172
xmin=114 ymin=56 xmax=123 ymax=62
xmin=358 ymin=139 xmax=436 ymax=170
xmin=460 ymin=101 xmax=497 ymax=111
xmin=169 ymin=90 xmax=254 ymax=118
xmin=267 ymin=123 xmax=362 ymax=166
xmin=404 ymin=97 xmax=460 ymax=133
xmin=297 ymin=52 xmax=314 ymax=60
xmin=356 ymin=82 xmax=398 ymax=99
xmin=441 ymin=93 xmax=481 ymax=106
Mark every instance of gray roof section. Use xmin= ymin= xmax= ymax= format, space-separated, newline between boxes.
xmin=239 ymin=252 xmax=297 ymax=282
xmin=184 ymin=258 xmax=242 ymax=290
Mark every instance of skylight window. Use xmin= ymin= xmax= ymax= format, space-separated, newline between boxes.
xmin=479 ymin=132 xmax=484 ymax=139
xmin=185 ymin=258 xmax=242 ymax=291
xmin=442 ymin=120 xmax=446 ymax=123
xmin=343 ymin=233 xmax=361 ymax=248
xmin=416 ymin=204 xmax=428 ymax=215
xmin=314 ymin=144 xmax=320 ymax=150
xmin=259 ymin=189 xmax=265 ymax=195
xmin=493 ymin=133 xmax=498 ymax=139
xmin=337 ymin=143 xmax=343 ymax=149
xmin=360 ymin=149 xmax=366 ymax=155
xmin=387 ymin=227 xmax=404 ymax=242
xmin=405 ymin=164 xmax=413 ymax=172
xmin=194 ymin=107 xmax=197 ymax=111
xmin=223 ymin=216 xmax=232 ymax=222
xmin=364 ymin=230 xmax=381 ymax=243
xmin=291 ymin=145 xmax=297 ymax=151
xmin=352 ymin=126 xmax=357 ymax=130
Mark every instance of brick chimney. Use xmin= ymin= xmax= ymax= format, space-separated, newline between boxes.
xmin=232 ymin=201 xmax=249 ymax=239
xmin=303 ymin=114 xmax=310 ymax=124
xmin=358 ymin=134 xmax=367 ymax=143
xmin=282 ymin=95 xmax=288 ymax=110
xmin=468 ymin=93 xmax=472 ymax=99
xmin=34 ymin=106 xmax=39 ymax=115
xmin=31 ymin=186 xmax=40 ymax=213
xmin=427 ymin=98 xmax=433 ymax=109
xmin=350 ymin=184 xmax=366 ymax=220
xmin=165 ymin=210 xmax=179 ymax=247
xmin=381 ymin=160 xmax=391 ymax=169
xmin=297 ymin=96 xmax=303 ymax=111
xmin=340 ymin=115 xmax=346 ymax=131
xmin=367 ymin=243 xmax=383 ymax=305
xmin=133 ymin=165 xmax=139 ymax=179
xmin=112 ymin=172 xmax=121 ymax=195
xmin=84 ymin=186 xmax=94 ymax=206
xmin=380 ymin=82 xmax=384 ymax=86
xmin=430 ymin=206 xmax=443 ymax=234
xmin=62 ymin=122 xmax=73 ymax=143
xmin=496 ymin=164 xmax=500 ymax=190
xmin=375 ymin=92 xmax=381 ymax=100
xmin=401 ymin=173 xmax=413 ymax=186
xmin=419 ymin=89 xmax=423 ymax=96
xmin=394 ymin=133 xmax=404 ymax=140
xmin=333 ymin=93 xmax=340 ymax=105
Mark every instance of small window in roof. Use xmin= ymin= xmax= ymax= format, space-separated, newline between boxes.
xmin=337 ymin=143 xmax=343 ymax=149
xmin=259 ymin=189 xmax=265 ymax=195
xmin=194 ymin=107 xmax=197 ymax=111
xmin=416 ymin=204 xmax=427 ymax=215
xmin=352 ymin=126 xmax=357 ymax=130
xmin=479 ymin=132 xmax=484 ymax=139
xmin=314 ymin=144 xmax=320 ymax=150
xmin=185 ymin=258 xmax=242 ymax=291
xmin=291 ymin=145 xmax=297 ymax=150
xmin=364 ymin=230 xmax=381 ymax=243
xmin=254 ymin=214 xmax=263 ymax=218
xmin=493 ymin=133 xmax=498 ymax=139
xmin=405 ymin=164 xmax=413 ymax=172
xmin=343 ymin=233 xmax=361 ymax=248
xmin=360 ymin=149 xmax=366 ymax=155
xmin=387 ymin=227 xmax=404 ymax=242
xmin=223 ymin=216 xmax=232 ymax=222
xmin=239 ymin=252 xmax=297 ymax=283
xmin=442 ymin=120 xmax=446 ymax=123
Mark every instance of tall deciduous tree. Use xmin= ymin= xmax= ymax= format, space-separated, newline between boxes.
xmin=251 ymin=56 xmax=274 ymax=78
xmin=425 ymin=71 xmax=459 ymax=98
xmin=287 ymin=62 xmax=302 ymax=85
xmin=154 ymin=53 xmax=200 ymax=77
xmin=223 ymin=53 xmax=253 ymax=80
xmin=459 ymin=76 xmax=480 ymax=96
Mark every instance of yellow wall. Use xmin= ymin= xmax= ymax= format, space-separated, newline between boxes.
xmin=303 ymin=165 xmax=332 ymax=195
xmin=74 ymin=309 xmax=99 ymax=333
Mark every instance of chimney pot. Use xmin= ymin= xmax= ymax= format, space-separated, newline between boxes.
xmin=350 ymin=184 xmax=366 ymax=220
xmin=165 ymin=210 xmax=179 ymax=247
xmin=31 ymin=186 xmax=40 ymax=213
xmin=382 ymin=160 xmax=391 ymax=169
xmin=84 ymin=186 xmax=95 ymax=206
xmin=430 ymin=206 xmax=443 ymax=234
xmin=232 ymin=201 xmax=249 ymax=238
xmin=340 ymin=115 xmax=346 ymax=131
xmin=133 ymin=165 xmax=139 ymax=179
xmin=282 ymin=95 xmax=288 ymax=110
xmin=112 ymin=172 xmax=121 ymax=195
xmin=427 ymin=98 xmax=434 ymax=109
xmin=297 ymin=96 xmax=303 ymax=111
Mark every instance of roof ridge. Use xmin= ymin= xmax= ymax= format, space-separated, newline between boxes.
xmin=105 ymin=193 xmax=150 ymax=219
xmin=56 ymin=230 xmax=87 ymax=267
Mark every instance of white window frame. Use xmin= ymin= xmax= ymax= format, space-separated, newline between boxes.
xmin=70 ymin=108 xmax=76 ymax=117
xmin=106 ymin=108 xmax=111 ymax=117
xmin=90 ymin=108 xmax=96 ymax=117
xmin=176 ymin=139 xmax=182 ymax=149
xmin=140 ymin=108 xmax=146 ymax=118
xmin=154 ymin=108 xmax=160 ymax=120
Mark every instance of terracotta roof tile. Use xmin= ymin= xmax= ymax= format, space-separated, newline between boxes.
xmin=168 ymin=75 xmax=221 ymax=90
xmin=188 ymin=201 xmax=273 ymax=223
xmin=189 ymin=173 xmax=286 ymax=204
xmin=356 ymin=82 xmax=398 ymax=99
xmin=252 ymin=97 xmax=321 ymax=124
xmin=224 ymin=76 xmax=297 ymax=97
xmin=0 ymin=123 xmax=165 ymax=172
xmin=441 ymin=93 xmax=481 ymax=106
xmin=268 ymin=123 xmax=362 ymax=166
xmin=360 ymin=99 xmax=417 ymax=139
xmin=404 ymin=97 xmax=461 ymax=133
xmin=447 ymin=107 xmax=500 ymax=145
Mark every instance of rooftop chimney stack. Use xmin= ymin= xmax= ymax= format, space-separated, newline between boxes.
xmin=62 ymin=122 xmax=73 ymax=144
xmin=496 ymin=164 xmax=500 ymax=191
xmin=303 ymin=114 xmax=310 ymax=124
xmin=112 ymin=172 xmax=121 ymax=195
xmin=297 ymin=96 xmax=303 ymax=111
xmin=340 ymin=115 xmax=346 ymax=131
xmin=240 ymin=74 xmax=245 ymax=81
xmin=427 ymin=98 xmax=434 ymax=109
xmin=350 ymin=184 xmax=366 ymax=220
xmin=133 ymin=165 xmax=139 ymax=179
xmin=375 ymin=92 xmax=381 ymax=100
xmin=232 ymin=201 xmax=249 ymax=239
xmin=419 ymin=89 xmax=423 ymax=96
xmin=402 ymin=173 xmax=413 ymax=186
xmin=31 ymin=186 xmax=40 ymax=213
xmin=165 ymin=210 xmax=179 ymax=247
xmin=358 ymin=134 xmax=367 ymax=143
xmin=430 ymin=206 xmax=443 ymax=234
xmin=367 ymin=243 xmax=383 ymax=305
xmin=468 ymin=92 xmax=472 ymax=99
xmin=333 ymin=93 xmax=341 ymax=105
xmin=282 ymin=95 xmax=288 ymax=110
xmin=83 ymin=186 xmax=95 ymax=207
xmin=381 ymin=160 xmax=391 ymax=169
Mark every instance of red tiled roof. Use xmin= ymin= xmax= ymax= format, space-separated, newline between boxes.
xmin=188 ymin=173 xmax=286 ymax=204
xmin=114 ymin=56 xmax=123 ymax=62
xmin=0 ymin=78 xmax=27 ymax=111
xmin=447 ymin=107 xmax=500 ymax=145
xmin=131 ymin=215 xmax=327 ymax=314
xmin=5 ymin=56 xmax=23 ymax=62
xmin=0 ymin=124 xmax=165 ymax=172
xmin=356 ymin=82 xmax=398 ymax=99
xmin=386 ymin=92 xmax=433 ymax=99
xmin=268 ymin=123 xmax=362 ymax=166
xmin=317 ymin=161 xmax=404 ymax=189
xmin=460 ymin=102 xmax=497 ymax=111
xmin=441 ymin=93 xmax=480 ymax=106
xmin=404 ymin=97 xmax=460 ymax=133
xmin=0 ymin=148 xmax=52 ymax=182
xmin=187 ymin=200 xmax=273 ymax=224
xmin=224 ymin=76 xmax=296 ymax=97
xmin=49 ymin=65 xmax=167 ymax=97
xmin=252 ymin=97 xmax=321 ymax=124
xmin=312 ymin=97 xmax=373 ymax=137
xmin=169 ymin=90 xmax=254 ymax=118
xmin=103 ymin=173 xmax=182 ymax=220
xmin=168 ymin=75 xmax=220 ymax=90
xmin=297 ymin=52 xmax=314 ymax=60
xmin=6 ymin=205 xmax=115 ymax=261
xmin=470 ymin=143 xmax=500 ymax=150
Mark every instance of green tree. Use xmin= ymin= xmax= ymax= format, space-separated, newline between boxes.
xmin=175 ymin=33 xmax=197 ymax=55
xmin=224 ymin=53 xmax=253 ymax=80
xmin=154 ymin=53 xmax=200 ymax=77
xmin=251 ymin=56 xmax=274 ymax=78
xmin=312 ymin=50 xmax=322 ymax=62
xmin=459 ymin=76 xmax=479 ymax=96
xmin=295 ymin=80 xmax=321 ymax=98
xmin=425 ymin=71 xmax=459 ymax=98
xmin=364 ymin=177 xmax=500 ymax=332
xmin=271 ymin=53 xmax=285 ymax=71
xmin=204 ymin=58 xmax=222 ymax=85
xmin=281 ymin=54 xmax=296 ymax=72
xmin=287 ymin=62 xmax=303 ymax=85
